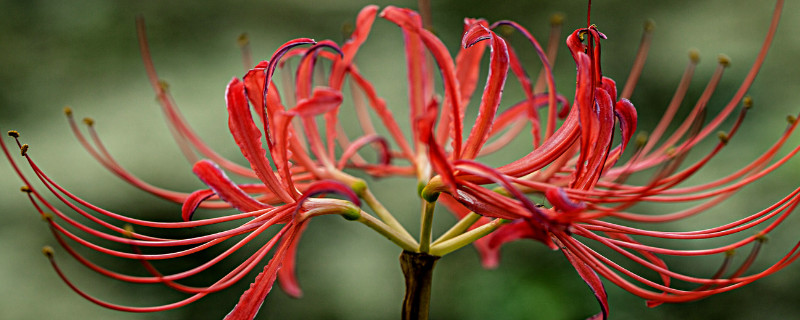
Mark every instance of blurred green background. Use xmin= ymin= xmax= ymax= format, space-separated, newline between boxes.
xmin=1 ymin=0 xmax=799 ymax=319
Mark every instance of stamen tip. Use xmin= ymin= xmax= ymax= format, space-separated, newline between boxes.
xmin=755 ymin=233 xmax=769 ymax=243
xmin=63 ymin=106 xmax=73 ymax=116
xmin=341 ymin=22 xmax=355 ymax=40
xmin=158 ymin=80 xmax=170 ymax=91
xmin=7 ymin=130 xmax=19 ymax=138
xmin=550 ymin=13 xmax=565 ymax=26
xmin=20 ymin=144 xmax=29 ymax=156
xmin=643 ymin=19 xmax=655 ymax=32
xmin=237 ymin=33 xmax=250 ymax=48
xmin=717 ymin=131 xmax=729 ymax=145
xmin=41 ymin=212 xmax=53 ymax=221
xmin=497 ymin=24 xmax=515 ymax=38
xmin=786 ymin=115 xmax=796 ymax=125
xmin=725 ymin=249 xmax=736 ymax=257
xmin=635 ymin=131 xmax=649 ymax=147
xmin=743 ymin=96 xmax=753 ymax=109
xmin=665 ymin=146 xmax=676 ymax=157
xmin=20 ymin=185 xmax=32 ymax=193
xmin=82 ymin=117 xmax=95 ymax=126
xmin=717 ymin=54 xmax=731 ymax=67
xmin=688 ymin=49 xmax=700 ymax=63
xmin=42 ymin=246 xmax=55 ymax=258
xmin=122 ymin=224 xmax=135 ymax=238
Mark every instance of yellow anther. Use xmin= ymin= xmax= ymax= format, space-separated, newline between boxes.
xmin=643 ymin=19 xmax=655 ymax=32
xmin=20 ymin=186 xmax=32 ymax=193
xmin=717 ymin=131 xmax=729 ymax=145
xmin=665 ymin=146 xmax=676 ymax=157
xmin=42 ymin=246 xmax=55 ymax=257
xmin=82 ymin=117 xmax=95 ymax=126
xmin=497 ymin=24 xmax=514 ymax=38
xmin=41 ymin=212 xmax=53 ymax=221
xmin=64 ymin=106 xmax=73 ymax=116
xmin=20 ymin=144 xmax=29 ymax=156
xmin=158 ymin=80 xmax=170 ymax=91
xmin=341 ymin=22 xmax=355 ymax=40
xmin=787 ymin=115 xmax=796 ymax=125
xmin=7 ymin=130 xmax=19 ymax=138
xmin=742 ymin=96 xmax=753 ymax=109
xmin=237 ymin=33 xmax=250 ymax=48
xmin=635 ymin=131 xmax=649 ymax=147
xmin=755 ymin=233 xmax=769 ymax=243
xmin=123 ymin=224 xmax=135 ymax=238
xmin=717 ymin=54 xmax=731 ymax=67
xmin=725 ymin=249 xmax=736 ymax=257
xmin=688 ymin=49 xmax=700 ymax=63
xmin=550 ymin=13 xmax=565 ymax=26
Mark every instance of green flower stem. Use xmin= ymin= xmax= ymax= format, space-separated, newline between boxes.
xmin=419 ymin=200 xmax=436 ymax=253
xmin=431 ymin=212 xmax=481 ymax=246
xmin=357 ymin=211 xmax=419 ymax=252
xmin=361 ymin=188 xmax=415 ymax=241
xmin=428 ymin=218 xmax=510 ymax=256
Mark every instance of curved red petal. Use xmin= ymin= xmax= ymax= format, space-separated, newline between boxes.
xmin=461 ymin=24 xmax=510 ymax=160
xmin=192 ymin=159 xmax=270 ymax=212
xmin=226 ymin=78 xmax=293 ymax=203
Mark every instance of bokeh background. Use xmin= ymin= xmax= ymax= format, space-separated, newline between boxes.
xmin=1 ymin=0 xmax=799 ymax=319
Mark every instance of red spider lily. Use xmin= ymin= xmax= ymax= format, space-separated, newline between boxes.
xmin=2 ymin=1 xmax=799 ymax=319
xmin=412 ymin=1 xmax=798 ymax=319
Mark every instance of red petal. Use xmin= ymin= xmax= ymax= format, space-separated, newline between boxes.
xmin=381 ymin=6 xmax=463 ymax=159
xmin=455 ymin=19 xmax=489 ymax=106
xmin=289 ymin=87 xmax=344 ymax=117
xmin=181 ymin=189 xmax=215 ymax=222
xmin=295 ymin=179 xmax=361 ymax=209
xmin=225 ymin=223 xmax=300 ymax=320
xmin=226 ymin=78 xmax=293 ymax=203
xmin=329 ymin=5 xmax=378 ymax=89
xmin=192 ymin=159 xmax=270 ymax=212
xmin=278 ymin=222 xmax=309 ymax=298
xmin=545 ymin=187 xmax=586 ymax=214
xmin=554 ymin=234 xmax=609 ymax=320
xmin=461 ymin=23 xmax=509 ymax=160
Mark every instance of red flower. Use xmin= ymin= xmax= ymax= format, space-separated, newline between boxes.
xmin=2 ymin=1 xmax=798 ymax=319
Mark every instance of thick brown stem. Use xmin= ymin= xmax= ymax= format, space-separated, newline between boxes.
xmin=400 ymin=251 xmax=440 ymax=320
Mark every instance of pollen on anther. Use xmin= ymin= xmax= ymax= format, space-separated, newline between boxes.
xmin=717 ymin=54 xmax=731 ymax=67
xmin=717 ymin=131 xmax=729 ymax=145
xmin=643 ymin=19 xmax=655 ymax=33
xmin=497 ymin=24 xmax=515 ymax=38
xmin=122 ymin=224 xmax=135 ymax=238
xmin=82 ymin=118 xmax=95 ymax=126
xmin=635 ymin=131 xmax=648 ymax=147
xmin=20 ymin=186 xmax=32 ymax=193
xmin=755 ymin=233 xmax=769 ymax=243
xmin=341 ymin=22 xmax=355 ymax=40
xmin=665 ymin=146 xmax=677 ymax=157
xmin=787 ymin=115 xmax=796 ymax=125
xmin=41 ymin=246 xmax=55 ymax=258
xmin=237 ymin=33 xmax=250 ymax=48
xmin=63 ymin=106 xmax=73 ymax=116
xmin=743 ymin=96 xmax=753 ymax=109
xmin=41 ymin=212 xmax=53 ymax=221
xmin=725 ymin=249 xmax=736 ymax=257
xmin=550 ymin=13 xmax=565 ymax=26
xmin=688 ymin=49 xmax=700 ymax=63
xmin=20 ymin=144 xmax=29 ymax=156
xmin=7 ymin=130 xmax=19 ymax=138
xmin=158 ymin=80 xmax=170 ymax=91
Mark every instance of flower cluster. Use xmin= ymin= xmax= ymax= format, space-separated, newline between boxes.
xmin=2 ymin=1 xmax=797 ymax=319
